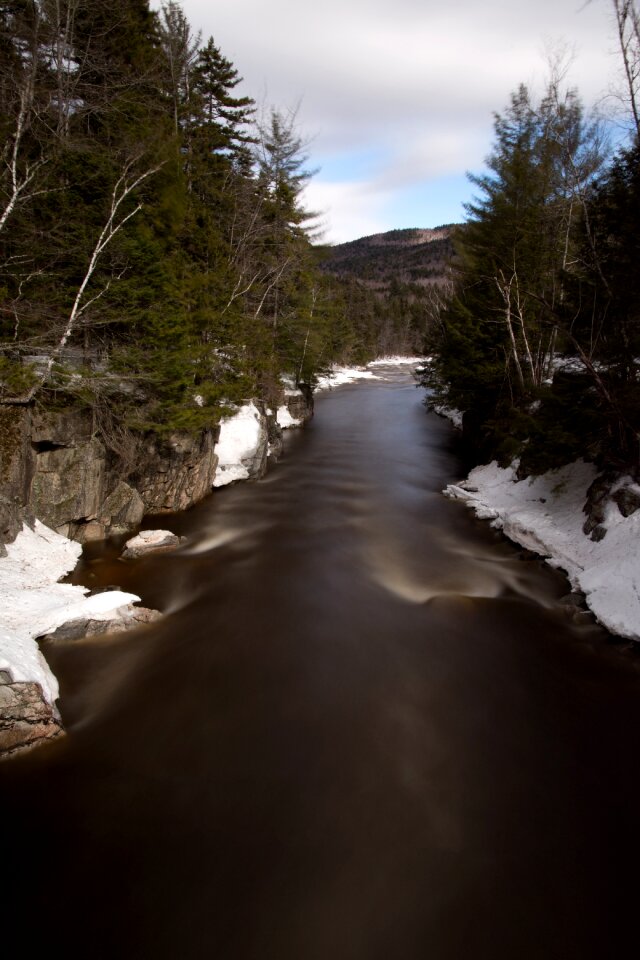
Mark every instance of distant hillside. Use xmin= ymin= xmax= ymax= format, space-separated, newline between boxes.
xmin=316 ymin=226 xmax=458 ymax=289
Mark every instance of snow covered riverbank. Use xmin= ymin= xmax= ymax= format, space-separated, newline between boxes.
xmin=446 ymin=460 xmax=640 ymax=641
xmin=0 ymin=521 xmax=140 ymax=706
xmin=315 ymin=356 xmax=423 ymax=392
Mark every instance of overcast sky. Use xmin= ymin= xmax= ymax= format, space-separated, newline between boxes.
xmin=152 ymin=0 xmax=624 ymax=243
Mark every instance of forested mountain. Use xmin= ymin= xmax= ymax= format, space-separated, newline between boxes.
xmin=316 ymin=227 xmax=456 ymax=357
xmin=0 ymin=0 xmax=379 ymax=450
xmin=318 ymin=227 xmax=455 ymax=287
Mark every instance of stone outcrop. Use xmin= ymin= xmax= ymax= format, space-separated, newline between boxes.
xmin=284 ymin=383 xmax=314 ymax=424
xmin=0 ymin=676 xmax=64 ymax=759
xmin=267 ymin=413 xmax=284 ymax=460
xmin=0 ymin=406 xmax=220 ymax=547
xmin=0 ymin=407 xmax=33 ymax=551
xmin=0 ymin=388 xmax=309 ymax=549
xmin=134 ymin=430 xmax=218 ymax=513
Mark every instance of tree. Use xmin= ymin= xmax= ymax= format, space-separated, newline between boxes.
xmin=424 ymin=79 xmax=606 ymax=462
xmin=611 ymin=0 xmax=640 ymax=140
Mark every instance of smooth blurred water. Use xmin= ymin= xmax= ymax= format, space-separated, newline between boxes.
xmin=3 ymin=364 xmax=640 ymax=959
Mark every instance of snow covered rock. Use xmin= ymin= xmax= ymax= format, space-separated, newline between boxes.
xmin=41 ymin=605 xmax=162 ymax=642
xmin=122 ymin=529 xmax=183 ymax=559
xmin=213 ymin=402 xmax=269 ymax=487
xmin=276 ymin=405 xmax=300 ymax=428
xmin=0 ymin=521 xmax=141 ymax=705
xmin=277 ymin=383 xmax=314 ymax=431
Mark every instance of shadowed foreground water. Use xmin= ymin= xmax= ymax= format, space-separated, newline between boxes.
xmin=3 ymin=366 xmax=640 ymax=958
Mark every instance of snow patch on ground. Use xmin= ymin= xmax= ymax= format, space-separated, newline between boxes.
xmin=213 ymin=402 xmax=264 ymax=487
xmin=0 ymin=521 xmax=140 ymax=704
xmin=445 ymin=460 xmax=640 ymax=640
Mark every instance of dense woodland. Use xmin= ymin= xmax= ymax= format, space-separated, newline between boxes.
xmin=421 ymin=0 xmax=640 ymax=478
xmin=0 ymin=0 xmax=407 ymax=451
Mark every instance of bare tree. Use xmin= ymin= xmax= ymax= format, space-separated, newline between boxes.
xmin=1 ymin=153 xmax=164 ymax=404
xmin=611 ymin=0 xmax=640 ymax=139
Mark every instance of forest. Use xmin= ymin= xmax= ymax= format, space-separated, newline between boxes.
xmin=0 ymin=0 xmax=415 ymax=455
xmin=421 ymin=3 xmax=640 ymax=480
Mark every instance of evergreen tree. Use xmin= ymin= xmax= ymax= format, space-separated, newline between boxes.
xmin=424 ymin=81 xmax=605 ymax=463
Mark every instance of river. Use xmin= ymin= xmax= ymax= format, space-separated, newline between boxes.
xmin=2 ymin=364 xmax=640 ymax=958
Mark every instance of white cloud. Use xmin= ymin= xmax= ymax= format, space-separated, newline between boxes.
xmin=302 ymin=180 xmax=392 ymax=244
xmin=153 ymin=0 xmax=625 ymax=240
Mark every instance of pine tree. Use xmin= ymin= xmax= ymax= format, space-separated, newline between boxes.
xmin=425 ymin=80 xmax=605 ymax=463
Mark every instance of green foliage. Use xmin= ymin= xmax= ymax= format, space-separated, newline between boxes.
xmin=1 ymin=0 xmax=382 ymax=465
xmin=0 ymin=357 xmax=38 ymax=397
xmin=422 ymin=78 xmax=626 ymax=470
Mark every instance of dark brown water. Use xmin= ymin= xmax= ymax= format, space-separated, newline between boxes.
xmin=3 ymin=366 xmax=640 ymax=958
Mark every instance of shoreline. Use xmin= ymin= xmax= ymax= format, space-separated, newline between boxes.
xmin=444 ymin=458 xmax=640 ymax=643
xmin=0 ymin=357 xmax=422 ymax=751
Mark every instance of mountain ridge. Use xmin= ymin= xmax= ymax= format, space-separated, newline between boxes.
xmin=316 ymin=225 xmax=458 ymax=288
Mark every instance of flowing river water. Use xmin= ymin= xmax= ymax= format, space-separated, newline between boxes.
xmin=3 ymin=364 xmax=640 ymax=958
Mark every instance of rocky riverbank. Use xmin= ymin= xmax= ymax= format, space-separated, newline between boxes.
xmin=0 ymin=380 xmax=315 ymax=550
xmin=0 ymin=380 xmax=315 ymax=758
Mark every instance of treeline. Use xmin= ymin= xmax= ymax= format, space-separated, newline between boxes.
xmin=422 ymin=55 xmax=640 ymax=477
xmin=0 ymin=0 xmax=375 ymax=444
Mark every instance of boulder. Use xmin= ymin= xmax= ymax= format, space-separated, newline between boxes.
xmin=0 ymin=679 xmax=64 ymax=759
xmin=99 ymin=480 xmax=145 ymax=532
xmin=41 ymin=605 xmax=162 ymax=641
xmin=122 ymin=529 xmax=183 ymax=559
xmin=612 ymin=485 xmax=640 ymax=518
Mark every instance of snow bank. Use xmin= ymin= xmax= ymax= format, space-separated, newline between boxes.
xmin=315 ymin=365 xmax=380 ymax=392
xmin=213 ymin=402 xmax=264 ymax=487
xmin=445 ymin=460 xmax=640 ymax=640
xmin=367 ymin=355 xmax=424 ymax=367
xmin=0 ymin=521 xmax=140 ymax=705
xmin=315 ymin=357 xmax=428 ymax=391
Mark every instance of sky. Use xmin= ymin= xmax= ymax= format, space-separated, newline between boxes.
xmin=152 ymin=1 xmax=625 ymax=244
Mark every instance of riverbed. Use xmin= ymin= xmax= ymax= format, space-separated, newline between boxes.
xmin=2 ymin=364 xmax=640 ymax=958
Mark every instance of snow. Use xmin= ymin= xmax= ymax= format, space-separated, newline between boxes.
xmin=433 ymin=404 xmax=463 ymax=429
xmin=315 ymin=357 xmax=427 ymax=392
xmin=445 ymin=459 xmax=640 ymax=641
xmin=213 ymin=402 xmax=264 ymax=487
xmin=315 ymin=365 xmax=379 ymax=392
xmin=367 ymin=355 xmax=424 ymax=367
xmin=0 ymin=521 xmax=140 ymax=705
xmin=276 ymin=405 xmax=301 ymax=429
